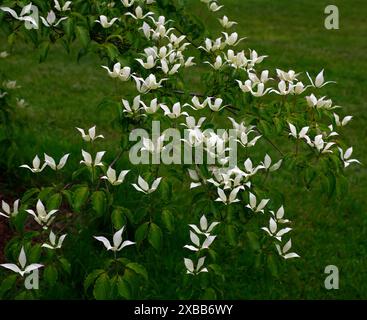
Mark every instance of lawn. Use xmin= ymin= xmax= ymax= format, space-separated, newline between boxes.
xmin=0 ymin=0 xmax=366 ymax=299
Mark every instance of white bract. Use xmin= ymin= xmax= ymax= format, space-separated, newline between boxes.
xmin=125 ymin=6 xmax=153 ymax=20
xmin=20 ymin=155 xmax=47 ymax=173
xmin=0 ymin=3 xmax=38 ymax=28
xmin=76 ymin=126 xmax=104 ymax=142
xmin=184 ymin=231 xmax=216 ymax=252
xmin=44 ymin=153 xmax=70 ymax=171
xmin=246 ymin=192 xmax=269 ymax=213
xmin=80 ymin=150 xmax=105 ymax=167
xmin=101 ymin=167 xmax=129 ymax=186
xmin=132 ymin=176 xmax=162 ymax=194
xmin=94 ymin=226 xmax=135 ymax=252
xmin=215 ymin=186 xmax=244 ymax=205
xmin=261 ymin=217 xmax=292 ymax=241
xmin=184 ymin=257 xmax=208 ymax=275
xmin=306 ymin=69 xmax=336 ymax=88
xmin=0 ymin=246 xmax=43 ymax=277
xmin=54 ymin=0 xmax=72 ymax=12
xmin=189 ymin=215 xmax=220 ymax=237
xmin=338 ymin=147 xmax=361 ymax=168
xmin=161 ymin=102 xmax=189 ymax=118
xmin=95 ymin=15 xmax=119 ymax=28
xmin=102 ymin=63 xmax=131 ymax=81
xmin=0 ymin=200 xmax=20 ymax=219
xmin=42 ymin=230 xmax=67 ymax=250
xmin=261 ymin=154 xmax=283 ymax=172
xmin=334 ymin=113 xmax=352 ymax=127
xmin=40 ymin=10 xmax=68 ymax=27
xmin=26 ymin=199 xmax=58 ymax=229
xmin=219 ymin=15 xmax=237 ymax=29
xmin=275 ymin=239 xmax=300 ymax=259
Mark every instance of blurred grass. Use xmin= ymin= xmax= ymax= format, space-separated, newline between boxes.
xmin=0 ymin=0 xmax=367 ymax=299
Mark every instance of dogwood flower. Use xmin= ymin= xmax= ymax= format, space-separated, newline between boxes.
xmin=0 ymin=3 xmax=38 ymax=28
xmin=40 ymin=10 xmax=68 ymax=27
xmin=275 ymin=239 xmax=300 ymax=259
xmin=338 ymin=147 xmax=361 ymax=168
xmin=141 ymin=135 xmax=166 ymax=154
xmin=222 ymin=32 xmax=245 ymax=46
xmin=161 ymin=102 xmax=189 ymax=119
xmin=76 ymin=126 xmax=104 ymax=142
xmin=187 ymin=169 xmax=202 ymax=189
xmin=270 ymin=80 xmax=294 ymax=95
xmin=160 ymin=59 xmax=181 ymax=75
xmin=184 ymin=96 xmax=208 ymax=110
xmin=306 ymin=94 xmax=337 ymax=110
xmin=334 ymin=113 xmax=352 ymax=127
xmin=189 ymin=215 xmax=220 ymax=237
xmin=248 ymin=70 xmax=272 ymax=84
xmin=26 ymin=199 xmax=58 ymax=229
xmin=132 ymin=176 xmax=162 ymax=194
xmin=95 ymin=15 xmax=119 ymax=28
xmin=101 ymin=167 xmax=129 ymax=185
xmin=125 ymin=6 xmax=153 ymax=20
xmin=0 ymin=246 xmax=43 ymax=277
xmin=261 ymin=154 xmax=283 ymax=172
xmin=308 ymin=135 xmax=335 ymax=154
xmin=94 ymin=226 xmax=135 ymax=252
xmin=207 ymin=97 xmax=226 ymax=112
xmin=54 ymin=0 xmax=72 ymax=12
xmin=219 ymin=15 xmax=237 ymax=29
xmin=136 ymin=55 xmax=156 ymax=69
xmin=270 ymin=206 xmax=290 ymax=224
xmin=121 ymin=0 xmax=135 ymax=7
xmin=42 ymin=230 xmax=67 ymax=250
xmin=288 ymin=123 xmax=311 ymax=143
xmin=133 ymin=74 xmax=167 ymax=93
xmin=209 ymin=2 xmax=223 ymax=12
xmin=44 ymin=153 xmax=70 ymax=171
xmin=184 ymin=257 xmax=208 ymax=275
xmin=80 ymin=150 xmax=105 ymax=167
xmin=307 ymin=69 xmax=336 ymax=88
xmin=246 ymin=192 xmax=269 ymax=213
xmin=0 ymin=51 xmax=9 ymax=58
xmin=262 ymin=217 xmax=292 ymax=241
xmin=215 ymin=186 xmax=244 ymax=205
xmin=16 ymin=98 xmax=28 ymax=108
xmin=276 ymin=69 xmax=300 ymax=82
xmin=236 ymin=131 xmax=262 ymax=148
xmin=102 ymin=63 xmax=131 ymax=81
xmin=122 ymin=95 xmax=143 ymax=114
xmin=0 ymin=91 xmax=7 ymax=98
xmin=20 ymin=155 xmax=47 ymax=173
xmin=243 ymin=158 xmax=265 ymax=176
xmin=205 ymin=55 xmax=225 ymax=70
xmin=0 ymin=200 xmax=20 ymax=219
xmin=184 ymin=231 xmax=216 ymax=251
xmin=3 ymin=80 xmax=20 ymax=89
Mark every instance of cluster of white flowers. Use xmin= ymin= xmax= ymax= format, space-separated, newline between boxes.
xmin=184 ymin=215 xmax=219 ymax=275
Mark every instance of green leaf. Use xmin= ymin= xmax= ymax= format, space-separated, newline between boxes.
xmin=148 ymin=223 xmax=162 ymax=251
xmin=59 ymin=257 xmax=71 ymax=275
xmin=39 ymin=41 xmax=50 ymax=63
xmin=117 ymin=278 xmax=131 ymax=299
xmin=111 ymin=208 xmax=127 ymax=229
xmin=47 ymin=193 xmax=62 ymax=211
xmin=225 ymin=224 xmax=237 ymax=246
xmin=73 ymin=186 xmax=89 ymax=212
xmin=161 ymin=209 xmax=174 ymax=232
xmin=76 ymin=26 xmax=90 ymax=48
xmin=0 ymin=275 xmax=17 ymax=298
xmin=135 ymin=222 xmax=149 ymax=243
xmin=267 ymin=254 xmax=279 ymax=278
xmin=103 ymin=43 xmax=119 ymax=61
xmin=246 ymin=231 xmax=260 ymax=252
xmin=200 ymin=287 xmax=217 ymax=299
xmin=91 ymin=191 xmax=107 ymax=217
xmin=93 ymin=273 xmax=111 ymax=300
xmin=84 ymin=269 xmax=105 ymax=292
xmin=126 ymin=262 xmax=148 ymax=281
xmin=44 ymin=265 xmax=58 ymax=286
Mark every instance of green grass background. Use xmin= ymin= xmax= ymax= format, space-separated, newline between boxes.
xmin=1 ymin=0 xmax=367 ymax=299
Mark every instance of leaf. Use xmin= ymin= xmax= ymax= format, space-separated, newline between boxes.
xmin=225 ymin=224 xmax=237 ymax=246
xmin=44 ymin=265 xmax=58 ymax=287
xmin=103 ymin=43 xmax=119 ymax=61
xmin=76 ymin=26 xmax=90 ymax=48
xmin=246 ymin=231 xmax=260 ymax=252
xmin=91 ymin=191 xmax=107 ymax=217
xmin=161 ymin=209 xmax=174 ymax=232
xmin=111 ymin=208 xmax=127 ymax=230
xmin=84 ymin=269 xmax=105 ymax=292
xmin=117 ymin=278 xmax=131 ymax=299
xmin=126 ymin=262 xmax=148 ymax=281
xmin=72 ymin=186 xmax=89 ymax=212
xmin=39 ymin=41 xmax=50 ymax=63
xmin=267 ymin=254 xmax=279 ymax=278
xmin=0 ymin=275 xmax=17 ymax=298
xmin=59 ymin=257 xmax=71 ymax=275
xmin=200 ymin=287 xmax=217 ymax=299
xmin=135 ymin=222 xmax=149 ymax=243
xmin=93 ymin=273 xmax=111 ymax=300
xmin=46 ymin=193 xmax=62 ymax=211
xmin=148 ymin=223 xmax=162 ymax=251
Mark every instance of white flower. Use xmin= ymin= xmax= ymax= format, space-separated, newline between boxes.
xmin=132 ymin=176 xmax=162 ymax=194
xmin=261 ymin=154 xmax=282 ymax=172
xmin=102 ymin=63 xmax=131 ymax=81
xmin=161 ymin=102 xmax=189 ymax=119
xmin=276 ymin=69 xmax=300 ymax=82
xmin=122 ymin=95 xmax=143 ymax=114
xmin=333 ymin=113 xmax=352 ymax=127
xmin=246 ymin=192 xmax=269 ymax=213
xmin=306 ymin=94 xmax=337 ymax=110
xmin=262 ymin=217 xmax=292 ymax=241
xmin=236 ymin=131 xmax=262 ymax=148
xmin=1 ymin=246 xmax=43 ymax=277
xmin=0 ymin=199 xmax=20 ymax=219
xmin=187 ymin=169 xmax=202 ymax=189
xmin=0 ymin=4 xmax=38 ymax=28
xmin=54 ymin=0 xmax=72 ymax=12
xmin=20 ymin=155 xmax=47 ymax=173
xmin=94 ymin=226 xmax=135 ymax=252
xmin=184 ymin=231 xmax=216 ymax=252
xmin=338 ymin=147 xmax=361 ymax=168
xmin=76 ymin=126 xmax=104 ymax=142
xmin=0 ymin=51 xmax=9 ymax=58
xmin=189 ymin=215 xmax=220 ymax=237
xmin=141 ymin=135 xmax=166 ymax=154
xmin=40 ymin=10 xmax=68 ymax=27
xmin=306 ymin=69 xmax=336 ymax=88
xmin=95 ymin=15 xmax=119 ymax=28
xmin=125 ymin=6 xmax=153 ymax=20
xmin=207 ymin=97 xmax=226 ymax=112
xmin=44 ymin=153 xmax=70 ymax=171
xmin=184 ymin=257 xmax=208 ymax=275
xmin=243 ymin=158 xmax=265 ymax=176
xmin=0 ymin=91 xmax=7 ymax=98
xmin=181 ymin=116 xmax=206 ymax=130
xmin=133 ymin=74 xmax=167 ymax=93
xmin=309 ymin=135 xmax=335 ymax=154
xmin=3 ymin=80 xmax=20 ymax=89
xmin=16 ymin=98 xmax=27 ymax=108
xmin=288 ymin=123 xmax=311 ymax=144
xmin=80 ymin=150 xmax=105 ymax=167
xmin=209 ymin=2 xmax=223 ymax=12
xmin=270 ymin=206 xmax=290 ymax=224
xmin=205 ymin=55 xmax=225 ymax=70
xmin=215 ymin=186 xmax=244 ymax=205
xmin=219 ymin=16 xmax=237 ymax=29
xmin=42 ymin=230 xmax=67 ymax=250
xmin=140 ymin=98 xmax=161 ymax=114
xmin=275 ymin=239 xmax=300 ymax=259
xmin=270 ymin=80 xmax=294 ymax=95
xmin=136 ymin=55 xmax=156 ymax=69
xmin=248 ymin=70 xmax=272 ymax=84
xmin=222 ymin=32 xmax=245 ymax=46
xmin=184 ymin=96 xmax=208 ymax=110
xmin=101 ymin=167 xmax=129 ymax=186
xmin=121 ymin=0 xmax=135 ymax=7
xmin=26 ymin=199 xmax=58 ymax=229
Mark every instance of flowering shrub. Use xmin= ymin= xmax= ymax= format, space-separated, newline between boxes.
xmin=0 ymin=0 xmax=359 ymax=299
